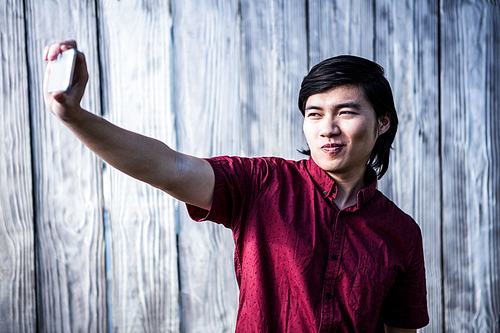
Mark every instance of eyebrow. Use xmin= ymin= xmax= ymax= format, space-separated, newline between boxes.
xmin=305 ymin=102 xmax=363 ymax=112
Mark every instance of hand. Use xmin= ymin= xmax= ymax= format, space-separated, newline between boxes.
xmin=43 ymin=40 xmax=89 ymax=122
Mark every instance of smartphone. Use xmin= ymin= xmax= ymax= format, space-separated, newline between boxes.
xmin=47 ymin=48 xmax=77 ymax=93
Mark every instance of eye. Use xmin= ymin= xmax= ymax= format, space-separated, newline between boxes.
xmin=306 ymin=112 xmax=321 ymax=118
xmin=339 ymin=110 xmax=356 ymax=116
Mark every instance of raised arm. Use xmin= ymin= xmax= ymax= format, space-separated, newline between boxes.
xmin=43 ymin=40 xmax=214 ymax=210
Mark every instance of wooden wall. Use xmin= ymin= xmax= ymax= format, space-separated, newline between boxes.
xmin=1 ymin=0 xmax=499 ymax=332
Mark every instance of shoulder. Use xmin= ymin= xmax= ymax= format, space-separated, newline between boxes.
xmin=371 ymin=192 xmax=424 ymax=249
xmin=376 ymin=192 xmax=420 ymax=228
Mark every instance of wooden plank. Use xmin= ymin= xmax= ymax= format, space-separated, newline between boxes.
xmin=441 ymin=1 xmax=500 ymax=331
xmin=409 ymin=2 xmax=443 ymax=331
xmin=97 ymin=0 xmax=180 ymax=331
xmin=373 ymin=0 xmax=398 ymax=201
xmin=0 ymin=1 xmax=36 ymax=331
xmin=171 ymin=0 xmax=240 ymax=331
xmin=307 ymin=0 xmax=374 ymax=65
xmin=239 ymin=0 xmax=309 ymax=160
xmin=373 ymin=1 xmax=443 ymax=331
xmin=24 ymin=0 xmax=107 ymax=331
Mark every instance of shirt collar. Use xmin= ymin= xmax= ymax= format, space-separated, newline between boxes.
xmin=305 ymin=157 xmax=378 ymax=211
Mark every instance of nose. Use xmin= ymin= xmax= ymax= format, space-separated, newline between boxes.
xmin=319 ymin=118 xmax=341 ymax=137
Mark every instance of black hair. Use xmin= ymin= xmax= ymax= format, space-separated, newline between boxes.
xmin=298 ymin=55 xmax=398 ymax=179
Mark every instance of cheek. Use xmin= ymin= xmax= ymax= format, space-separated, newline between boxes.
xmin=302 ymin=122 xmax=314 ymax=141
xmin=349 ymin=121 xmax=379 ymax=146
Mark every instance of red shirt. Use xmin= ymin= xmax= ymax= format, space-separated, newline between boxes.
xmin=187 ymin=156 xmax=429 ymax=332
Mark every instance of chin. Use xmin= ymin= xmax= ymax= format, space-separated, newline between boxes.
xmin=315 ymin=160 xmax=342 ymax=174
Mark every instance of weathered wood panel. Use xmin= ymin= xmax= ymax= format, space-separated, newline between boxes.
xmin=373 ymin=1 xmax=443 ymax=331
xmin=1 ymin=0 xmax=499 ymax=331
xmin=97 ymin=0 xmax=179 ymax=331
xmin=24 ymin=0 xmax=107 ymax=331
xmin=240 ymin=0 xmax=308 ymax=159
xmin=408 ymin=2 xmax=443 ymax=332
xmin=172 ymin=0 xmax=240 ymax=331
xmin=441 ymin=1 xmax=500 ymax=331
xmin=308 ymin=0 xmax=374 ymax=64
xmin=0 ymin=1 xmax=36 ymax=331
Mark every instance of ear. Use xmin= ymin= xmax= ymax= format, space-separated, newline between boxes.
xmin=377 ymin=115 xmax=390 ymax=136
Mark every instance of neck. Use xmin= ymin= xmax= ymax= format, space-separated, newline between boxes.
xmin=328 ymin=168 xmax=367 ymax=210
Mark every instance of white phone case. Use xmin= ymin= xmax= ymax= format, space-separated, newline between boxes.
xmin=47 ymin=48 xmax=77 ymax=93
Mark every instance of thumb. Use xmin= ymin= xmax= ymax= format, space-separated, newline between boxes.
xmin=52 ymin=91 xmax=68 ymax=105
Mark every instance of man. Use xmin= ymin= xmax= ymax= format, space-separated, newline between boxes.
xmin=44 ymin=40 xmax=429 ymax=332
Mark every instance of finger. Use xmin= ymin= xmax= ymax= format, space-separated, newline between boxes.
xmin=45 ymin=40 xmax=78 ymax=61
xmin=67 ymin=51 xmax=89 ymax=98
xmin=60 ymin=39 xmax=77 ymax=51
xmin=69 ymin=50 xmax=88 ymax=84
xmin=75 ymin=51 xmax=88 ymax=84
xmin=46 ymin=43 xmax=62 ymax=61
xmin=52 ymin=90 xmax=67 ymax=105
xmin=43 ymin=60 xmax=51 ymax=95
xmin=43 ymin=45 xmax=50 ymax=61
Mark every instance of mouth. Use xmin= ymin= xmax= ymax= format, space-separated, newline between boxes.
xmin=321 ymin=143 xmax=345 ymax=153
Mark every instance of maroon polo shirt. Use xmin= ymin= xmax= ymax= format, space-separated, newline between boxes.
xmin=187 ymin=156 xmax=429 ymax=332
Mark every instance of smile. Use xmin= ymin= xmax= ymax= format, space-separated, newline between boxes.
xmin=321 ymin=143 xmax=345 ymax=153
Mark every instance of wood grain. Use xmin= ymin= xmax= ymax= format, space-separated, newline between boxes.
xmin=2 ymin=0 xmax=499 ymax=331
xmin=373 ymin=1 xmax=443 ymax=331
xmin=441 ymin=1 xmax=500 ymax=331
xmin=239 ymin=0 xmax=308 ymax=160
xmin=308 ymin=0 xmax=374 ymax=65
xmin=171 ymin=0 xmax=240 ymax=331
xmin=24 ymin=0 xmax=107 ymax=331
xmin=410 ymin=2 xmax=443 ymax=331
xmin=0 ymin=1 xmax=36 ymax=331
xmin=97 ymin=0 xmax=180 ymax=331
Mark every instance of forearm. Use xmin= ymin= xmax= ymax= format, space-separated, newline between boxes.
xmin=61 ymin=107 xmax=177 ymax=189
xmin=60 ymin=107 xmax=214 ymax=209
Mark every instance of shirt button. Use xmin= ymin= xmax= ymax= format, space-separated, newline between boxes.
xmin=323 ymin=190 xmax=328 ymax=196
xmin=325 ymin=293 xmax=333 ymax=300
xmin=331 ymin=254 xmax=339 ymax=260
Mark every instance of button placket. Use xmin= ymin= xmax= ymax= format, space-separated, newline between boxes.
xmin=319 ymin=211 xmax=346 ymax=331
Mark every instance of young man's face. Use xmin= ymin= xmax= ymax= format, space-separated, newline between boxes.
xmin=303 ymin=85 xmax=389 ymax=181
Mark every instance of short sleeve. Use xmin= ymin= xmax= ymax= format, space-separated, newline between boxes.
xmin=381 ymin=227 xmax=430 ymax=328
xmin=186 ymin=156 xmax=256 ymax=230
